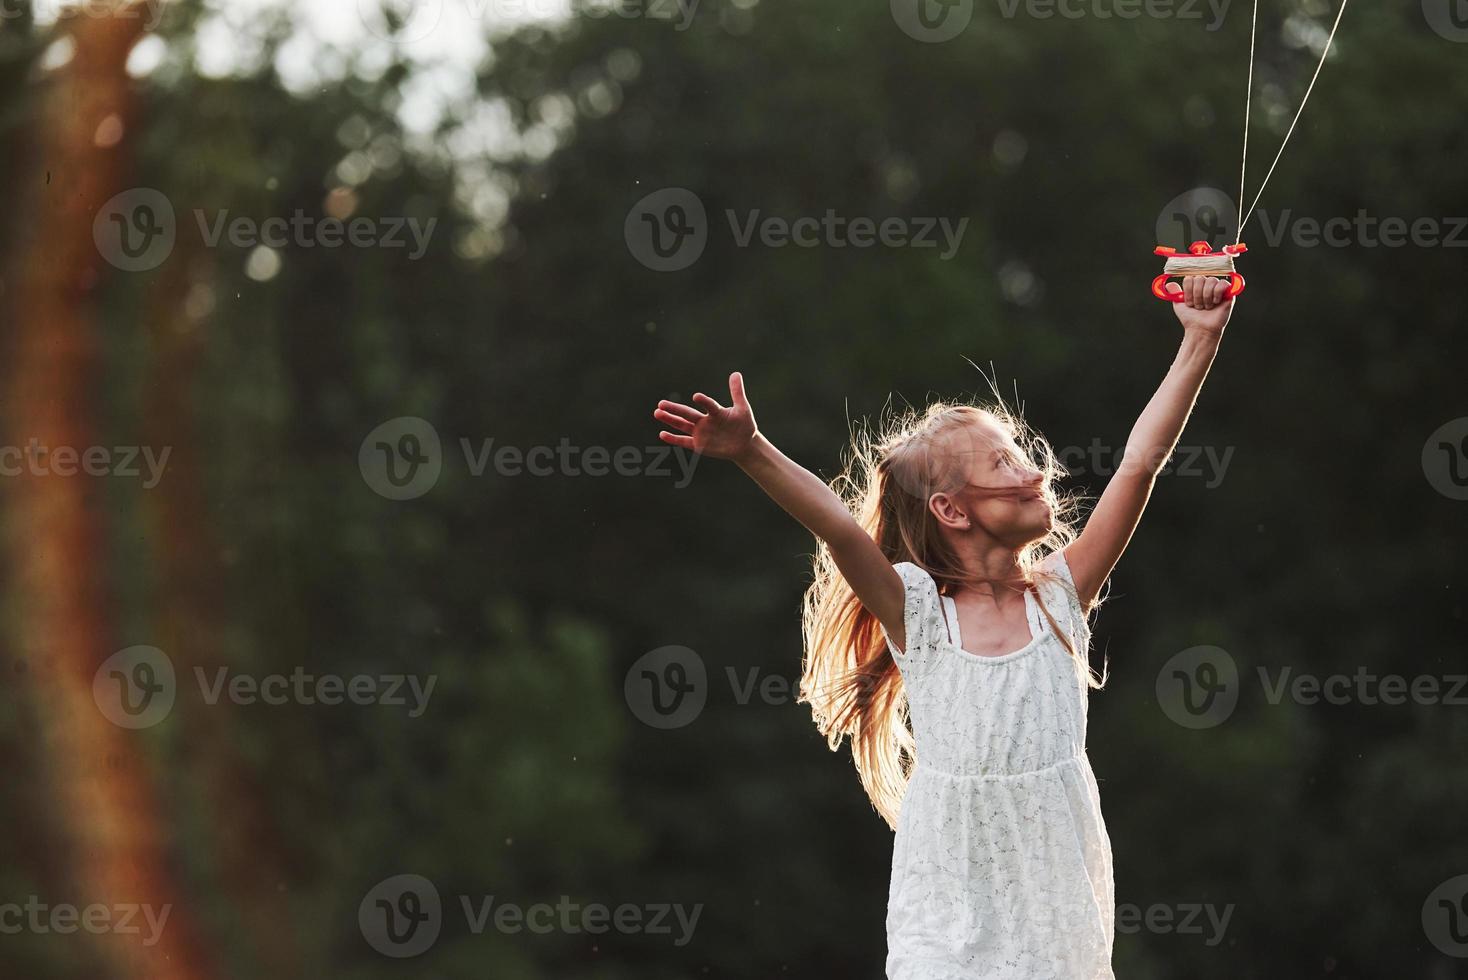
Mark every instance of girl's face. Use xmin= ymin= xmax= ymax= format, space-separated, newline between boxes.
xmin=933 ymin=417 xmax=1053 ymax=546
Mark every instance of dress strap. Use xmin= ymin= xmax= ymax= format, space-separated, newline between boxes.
xmin=940 ymin=595 xmax=961 ymax=648
xmin=1024 ymin=586 xmax=1047 ymax=640
xmin=946 ymin=592 xmax=1047 ymax=648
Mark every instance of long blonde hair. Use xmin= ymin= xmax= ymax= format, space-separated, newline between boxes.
xmin=799 ymin=399 xmax=1105 ymax=829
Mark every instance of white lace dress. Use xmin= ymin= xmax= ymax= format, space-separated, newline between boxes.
xmin=882 ymin=553 xmax=1114 ymax=980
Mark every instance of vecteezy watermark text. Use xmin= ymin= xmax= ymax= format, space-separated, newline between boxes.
xmin=94 ymin=188 xmax=437 ymax=272
xmin=1156 ymin=645 xmax=1468 ymax=729
xmin=1156 ymin=188 xmax=1468 ymax=253
xmin=358 ymin=417 xmax=699 ymax=501
xmin=625 ymin=187 xmax=968 ymax=272
xmin=460 ymin=437 xmax=696 ymax=485
xmin=992 ymin=0 xmax=1229 ymax=28
xmin=1057 ymin=440 xmax=1234 ymax=489
xmin=1256 ymin=210 xmax=1468 ymax=249
xmin=192 ymin=210 xmax=435 ymax=258
xmin=0 ymin=0 xmax=167 ymax=29
xmin=358 ymin=0 xmax=703 ymax=44
xmin=1115 ymin=902 xmax=1233 ymax=946
xmin=359 ymin=874 xmax=701 ymax=958
xmin=890 ymin=0 xmax=1229 ymax=42
xmin=0 ymin=897 xmax=171 ymax=947
xmin=92 ymin=646 xmax=436 ymax=729
xmin=624 ymin=647 xmax=897 ymax=729
xmin=0 ymin=440 xmax=170 ymax=489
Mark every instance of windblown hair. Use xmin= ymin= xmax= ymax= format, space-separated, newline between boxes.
xmin=799 ymin=399 xmax=1105 ymax=829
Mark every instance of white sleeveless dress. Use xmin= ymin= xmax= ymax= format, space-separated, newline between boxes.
xmin=882 ymin=552 xmax=1115 ymax=979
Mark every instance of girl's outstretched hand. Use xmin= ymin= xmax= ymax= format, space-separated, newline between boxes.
xmin=654 ymin=372 xmax=758 ymax=461
xmin=1166 ymin=275 xmax=1234 ymax=339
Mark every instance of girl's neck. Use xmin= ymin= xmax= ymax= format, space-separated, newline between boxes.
xmin=948 ymin=538 xmax=1028 ymax=597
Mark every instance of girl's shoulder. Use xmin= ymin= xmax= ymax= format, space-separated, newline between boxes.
xmin=883 ymin=562 xmax=947 ymax=670
xmin=891 ymin=560 xmax=938 ymax=591
xmin=1035 ymin=548 xmax=1079 ymax=589
xmin=1034 ymin=548 xmax=1093 ymax=635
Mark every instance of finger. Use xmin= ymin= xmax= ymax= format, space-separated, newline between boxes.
xmin=1163 ymin=281 xmax=1184 ymax=301
xmin=658 ymin=431 xmax=695 ymax=449
xmin=654 ymin=409 xmax=697 ymax=433
xmin=1187 ymin=275 xmax=1204 ymax=309
xmin=692 ymin=392 xmax=726 ymax=413
xmin=1212 ymin=277 xmax=1230 ymax=307
xmin=657 ymin=400 xmax=706 ymax=424
xmin=729 ymin=371 xmax=749 ymax=410
xmin=1201 ymin=277 xmax=1220 ymax=308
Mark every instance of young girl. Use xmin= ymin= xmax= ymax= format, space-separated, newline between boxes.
xmin=652 ymin=276 xmax=1234 ymax=978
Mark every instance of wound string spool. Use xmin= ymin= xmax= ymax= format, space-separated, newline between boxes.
xmin=1162 ymin=252 xmax=1237 ymax=277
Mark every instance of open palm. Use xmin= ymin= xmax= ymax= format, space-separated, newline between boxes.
xmin=654 ymin=372 xmax=757 ymax=460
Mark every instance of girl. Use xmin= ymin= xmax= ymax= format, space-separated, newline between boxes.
xmin=652 ymin=276 xmax=1235 ymax=978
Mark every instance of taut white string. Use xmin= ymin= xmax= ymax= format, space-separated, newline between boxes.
xmin=1237 ymin=0 xmax=1352 ymax=240
xmin=1236 ymin=0 xmax=1258 ymax=244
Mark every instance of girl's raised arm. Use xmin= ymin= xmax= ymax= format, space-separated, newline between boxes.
xmin=1065 ymin=275 xmax=1235 ymax=608
xmin=654 ymin=373 xmax=906 ymax=644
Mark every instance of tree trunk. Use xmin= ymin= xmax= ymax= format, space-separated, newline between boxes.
xmin=3 ymin=10 xmax=216 ymax=980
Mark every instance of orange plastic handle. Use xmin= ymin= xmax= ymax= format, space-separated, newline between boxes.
xmin=1152 ymin=272 xmax=1246 ymax=302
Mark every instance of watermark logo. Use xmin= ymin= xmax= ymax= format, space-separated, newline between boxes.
xmin=94 ymin=189 xmax=437 ymax=272
xmin=625 ymin=645 xmax=708 ymax=729
xmin=359 ymin=0 xmax=445 ymax=43
xmin=1423 ymin=417 xmax=1468 ymax=500
xmin=625 ymin=187 xmax=708 ymax=272
xmin=624 ymin=651 xmax=891 ymax=728
xmin=1424 ymin=874 xmax=1468 ymax=957
xmin=1156 ymin=645 xmax=1239 ymax=729
xmin=93 ymin=646 xmax=176 ymax=730
xmin=93 ymin=648 xmax=437 ymax=729
xmin=94 ymin=188 xmax=176 ymax=273
xmin=360 ymin=874 xmax=442 ymax=958
xmin=1156 ymin=187 xmax=1239 ymax=251
xmin=359 ymin=420 xmax=700 ymax=500
xmin=625 ymin=187 xmax=969 ymax=271
xmin=891 ymin=0 xmax=974 ymax=42
xmin=1160 ymin=187 xmax=1468 ymax=251
xmin=359 ymin=417 xmax=444 ymax=501
xmin=1158 ymin=646 xmax=1468 ymax=727
xmin=359 ymin=875 xmax=702 ymax=955
xmin=1424 ymin=0 xmax=1468 ymax=42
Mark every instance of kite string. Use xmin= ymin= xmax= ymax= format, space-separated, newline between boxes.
xmin=1236 ymin=0 xmax=1352 ymax=238
xmin=1235 ymin=0 xmax=1258 ymax=244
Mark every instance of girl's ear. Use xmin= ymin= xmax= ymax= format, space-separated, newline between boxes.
xmin=928 ymin=492 xmax=970 ymax=531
